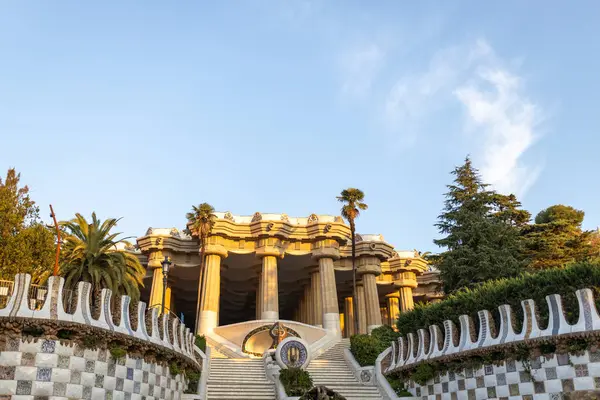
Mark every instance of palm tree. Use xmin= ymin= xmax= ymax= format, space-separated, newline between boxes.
xmin=337 ymin=188 xmax=368 ymax=335
xmin=60 ymin=213 xmax=145 ymax=316
xmin=185 ymin=203 xmax=216 ymax=328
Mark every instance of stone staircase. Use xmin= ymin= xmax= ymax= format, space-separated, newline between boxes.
xmin=306 ymin=339 xmax=383 ymax=400
xmin=207 ymin=354 xmax=275 ymax=400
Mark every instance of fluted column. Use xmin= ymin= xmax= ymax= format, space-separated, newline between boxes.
xmin=311 ymin=239 xmax=341 ymax=334
xmin=356 ymin=282 xmax=367 ymax=335
xmin=260 ymin=255 xmax=279 ymax=320
xmin=363 ymin=273 xmax=382 ymax=332
xmin=256 ymin=275 xmax=262 ymax=320
xmin=304 ymin=285 xmax=313 ymax=325
xmin=399 ymin=286 xmax=415 ymax=312
xmin=149 ymin=267 xmax=165 ymax=311
xmin=344 ymin=297 xmax=355 ymax=337
xmin=196 ymin=253 xmax=224 ymax=335
xmin=148 ymin=250 xmax=173 ymax=316
xmin=310 ymin=269 xmax=323 ymax=327
xmin=387 ymin=294 xmax=400 ymax=327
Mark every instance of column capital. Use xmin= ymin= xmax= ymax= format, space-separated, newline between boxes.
xmin=204 ymin=244 xmax=228 ymax=259
xmin=311 ymin=239 xmax=340 ymax=261
xmin=256 ymin=245 xmax=284 ymax=259
xmin=148 ymin=250 xmax=171 ymax=269
xmin=357 ymin=256 xmax=382 ymax=277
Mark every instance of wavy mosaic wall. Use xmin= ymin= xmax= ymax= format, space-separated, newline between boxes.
xmin=0 ymin=273 xmax=201 ymax=399
xmin=378 ymin=288 xmax=600 ymax=398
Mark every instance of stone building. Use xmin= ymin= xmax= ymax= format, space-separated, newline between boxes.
xmin=134 ymin=212 xmax=442 ymax=356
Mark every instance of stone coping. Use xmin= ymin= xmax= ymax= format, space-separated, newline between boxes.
xmin=385 ymin=288 xmax=600 ymax=374
xmin=0 ymin=273 xmax=201 ymax=371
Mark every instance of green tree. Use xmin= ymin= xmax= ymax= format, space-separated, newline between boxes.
xmin=524 ymin=205 xmax=594 ymax=269
xmin=60 ymin=213 xmax=144 ymax=314
xmin=185 ymin=203 xmax=216 ymax=330
xmin=433 ymin=157 xmax=528 ymax=293
xmin=0 ymin=168 xmax=55 ymax=282
xmin=337 ymin=188 xmax=368 ymax=335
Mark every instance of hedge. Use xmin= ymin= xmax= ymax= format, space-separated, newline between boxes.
xmin=396 ymin=261 xmax=600 ymax=337
xmin=350 ymin=326 xmax=399 ymax=366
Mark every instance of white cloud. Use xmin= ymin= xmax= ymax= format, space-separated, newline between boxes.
xmin=455 ymin=67 xmax=542 ymax=197
xmin=340 ymin=43 xmax=385 ymax=98
xmin=383 ymin=39 xmax=543 ymax=196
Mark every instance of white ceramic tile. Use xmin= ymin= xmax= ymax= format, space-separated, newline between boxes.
xmin=31 ymin=381 xmax=53 ymax=396
xmin=15 ymin=366 xmax=37 ymax=381
xmin=0 ymin=380 xmax=17 ymax=395
xmin=51 ymin=368 xmax=71 ymax=383
xmin=35 ymin=352 xmax=58 ymax=367
xmin=0 ymin=351 xmax=21 ymax=366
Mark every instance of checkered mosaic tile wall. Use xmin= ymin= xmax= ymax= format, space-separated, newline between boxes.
xmin=406 ymin=349 xmax=600 ymax=399
xmin=0 ymin=338 xmax=187 ymax=400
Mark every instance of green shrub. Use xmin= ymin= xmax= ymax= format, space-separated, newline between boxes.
xmin=411 ymin=363 xmax=435 ymax=385
xmin=184 ymin=370 xmax=200 ymax=394
xmin=109 ymin=346 xmax=127 ymax=360
xmin=195 ymin=335 xmax=206 ymax=352
xmin=397 ymin=262 xmax=600 ymax=336
xmin=169 ymin=362 xmax=181 ymax=377
xmin=385 ymin=374 xmax=413 ymax=397
xmin=371 ymin=325 xmax=400 ymax=346
xmin=350 ymin=334 xmax=387 ymax=367
xmin=279 ymin=367 xmax=313 ymax=396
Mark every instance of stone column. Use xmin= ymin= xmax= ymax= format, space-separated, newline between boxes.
xmin=313 ymin=239 xmax=341 ymax=334
xmin=381 ymin=307 xmax=389 ymax=326
xmin=148 ymin=250 xmax=169 ymax=315
xmin=399 ymin=286 xmax=415 ymax=312
xmin=149 ymin=267 xmax=165 ymax=310
xmin=387 ymin=294 xmax=400 ymax=327
xmin=310 ymin=269 xmax=322 ymax=327
xmin=304 ymin=285 xmax=313 ymax=325
xmin=260 ymin=255 xmax=279 ymax=320
xmin=196 ymin=253 xmax=224 ymax=335
xmin=344 ymin=297 xmax=355 ymax=337
xmin=363 ymin=273 xmax=382 ymax=332
xmin=356 ymin=282 xmax=367 ymax=335
xmin=256 ymin=277 xmax=262 ymax=320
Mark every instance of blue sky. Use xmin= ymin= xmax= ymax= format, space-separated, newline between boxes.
xmin=1 ymin=1 xmax=599 ymax=252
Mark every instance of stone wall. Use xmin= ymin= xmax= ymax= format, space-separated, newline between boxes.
xmin=378 ymin=288 xmax=600 ymax=399
xmin=0 ymin=273 xmax=203 ymax=399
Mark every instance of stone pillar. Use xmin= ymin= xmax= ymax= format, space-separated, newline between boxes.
xmin=363 ymin=273 xmax=382 ymax=332
xmin=344 ymin=297 xmax=355 ymax=337
xmin=310 ymin=269 xmax=322 ymax=327
xmin=196 ymin=252 xmax=225 ymax=335
xmin=340 ymin=313 xmax=345 ymax=337
xmin=165 ymin=286 xmax=172 ymax=313
xmin=399 ymin=286 xmax=415 ymax=312
xmin=381 ymin=307 xmax=389 ymax=326
xmin=305 ymin=284 xmax=313 ymax=325
xmin=387 ymin=295 xmax=400 ymax=326
xmin=149 ymin=267 xmax=165 ymax=311
xmin=312 ymin=239 xmax=341 ymax=334
xmin=260 ymin=255 xmax=279 ymax=320
xmin=356 ymin=282 xmax=367 ymax=335
xmin=256 ymin=277 xmax=262 ymax=320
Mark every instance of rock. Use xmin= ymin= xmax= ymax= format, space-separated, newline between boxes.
xmin=299 ymin=386 xmax=347 ymax=400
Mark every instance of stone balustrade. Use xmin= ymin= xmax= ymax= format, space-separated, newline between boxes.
xmin=386 ymin=288 xmax=600 ymax=373
xmin=0 ymin=273 xmax=203 ymax=399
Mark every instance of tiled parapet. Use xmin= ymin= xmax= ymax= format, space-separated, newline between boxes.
xmin=0 ymin=338 xmax=186 ymax=399
xmin=397 ymin=350 xmax=600 ymax=399
xmin=386 ymin=288 xmax=600 ymax=373
xmin=0 ymin=273 xmax=202 ymax=399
